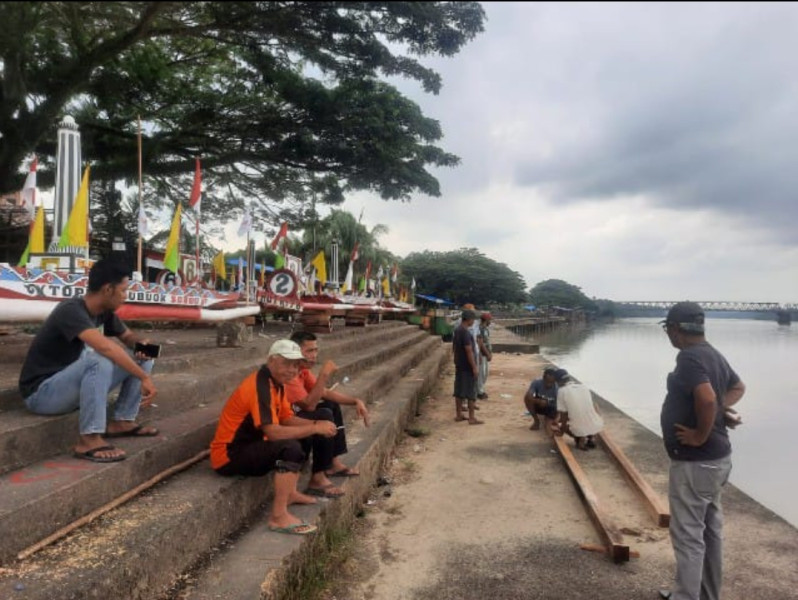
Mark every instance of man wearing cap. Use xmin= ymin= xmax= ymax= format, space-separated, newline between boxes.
xmin=552 ymin=369 xmax=603 ymax=450
xmin=476 ymin=312 xmax=493 ymax=400
xmin=453 ymin=308 xmax=483 ymax=424
xmin=209 ymin=339 xmax=338 ymax=535
xmin=523 ymin=367 xmax=559 ymax=431
xmin=659 ymin=302 xmax=746 ymax=600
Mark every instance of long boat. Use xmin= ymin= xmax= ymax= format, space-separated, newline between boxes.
xmin=0 ymin=263 xmax=260 ymax=322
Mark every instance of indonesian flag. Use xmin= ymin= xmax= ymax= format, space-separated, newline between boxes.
xmin=20 ymin=156 xmax=37 ymax=218
xmin=237 ymin=205 xmax=252 ymax=237
xmin=188 ymin=158 xmax=202 ymax=215
xmin=270 ymin=222 xmax=288 ymax=250
xmin=350 ymin=241 xmax=359 ymax=262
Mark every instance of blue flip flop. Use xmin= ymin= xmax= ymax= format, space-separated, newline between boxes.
xmin=268 ymin=522 xmax=317 ymax=535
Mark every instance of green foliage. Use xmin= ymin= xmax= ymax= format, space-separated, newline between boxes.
xmin=528 ymin=279 xmax=597 ymax=311
xmin=0 ymin=1 xmax=486 ymax=234
xmin=401 ymin=247 xmax=528 ymax=306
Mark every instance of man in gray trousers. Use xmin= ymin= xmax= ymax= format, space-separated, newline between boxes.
xmin=658 ymin=302 xmax=745 ymax=600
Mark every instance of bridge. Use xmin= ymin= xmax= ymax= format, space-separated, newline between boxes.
xmin=615 ymin=301 xmax=798 ymax=312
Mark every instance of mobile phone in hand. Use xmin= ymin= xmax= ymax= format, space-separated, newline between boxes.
xmin=135 ymin=342 xmax=162 ymax=359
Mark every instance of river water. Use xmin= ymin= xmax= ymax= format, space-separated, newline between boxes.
xmin=524 ymin=316 xmax=798 ymax=528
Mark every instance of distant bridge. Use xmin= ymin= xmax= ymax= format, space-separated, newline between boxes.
xmin=616 ymin=301 xmax=798 ymax=312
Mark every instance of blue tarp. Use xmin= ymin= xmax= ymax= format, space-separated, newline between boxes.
xmin=523 ymin=304 xmax=537 ymax=311
xmin=415 ymin=293 xmax=456 ymax=306
xmin=226 ymin=259 xmax=274 ymax=273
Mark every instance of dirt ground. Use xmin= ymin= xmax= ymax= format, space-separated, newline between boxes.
xmin=319 ymin=352 xmax=680 ymax=600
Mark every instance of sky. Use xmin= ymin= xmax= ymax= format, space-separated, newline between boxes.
xmin=330 ymin=2 xmax=798 ymax=303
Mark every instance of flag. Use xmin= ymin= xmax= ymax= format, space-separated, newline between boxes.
xmin=411 ymin=277 xmax=416 ymax=290
xmin=376 ymin=265 xmax=383 ymax=281
xmin=163 ymin=203 xmax=182 ymax=274
xmin=237 ymin=257 xmax=244 ymax=289
xmin=269 ymin=222 xmax=288 ymax=250
xmin=275 ymin=252 xmax=285 ymax=269
xmin=20 ymin=157 xmax=37 ymax=218
xmin=237 ymin=206 xmax=252 ymax=237
xmin=357 ymin=275 xmax=366 ymax=293
xmin=350 ymin=241 xmax=360 ymax=262
xmin=58 ymin=165 xmax=90 ymax=248
xmin=391 ymin=263 xmax=398 ymax=283
xmin=138 ymin=204 xmax=149 ymax=237
xmin=188 ymin=158 xmax=202 ymax=215
xmin=212 ymin=251 xmax=226 ymax=281
xmin=310 ymin=250 xmax=327 ymax=286
xmin=18 ymin=206 xmax=45 ymax=266
xmin=342 ymin=261 xmax=354 ymax=294
xmin=382 ymin=274 xmax=390 ymax=297
xmin=260 ymin=258 xmax=266 ymax=287
xmin=365 ymin=260 xmax=372 ymax=282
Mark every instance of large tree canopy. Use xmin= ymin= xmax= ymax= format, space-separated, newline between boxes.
xmin=401 ymin=247 xmax=528 ymax=306
xmin=0 ymin=1 xmax=485 ymax=225
xmin=528 ymin=279 xmax=597 ymax=311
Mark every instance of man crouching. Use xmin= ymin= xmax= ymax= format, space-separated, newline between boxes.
xmin=210 ymin=339 xmax=337 ymax=535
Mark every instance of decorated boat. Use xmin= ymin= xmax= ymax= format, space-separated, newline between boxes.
xmin=0 ymin=263 xmax=259 ymax=322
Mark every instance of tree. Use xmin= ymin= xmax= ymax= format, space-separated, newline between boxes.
xmin=1 ymin=2 xmax=486 ymax=229
xmin=528 ymin=279 xmax=598 ymax=311
xmin=401 ymin=248 xmax=528 ymax=306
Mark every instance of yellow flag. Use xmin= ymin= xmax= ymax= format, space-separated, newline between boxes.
xmin=163 ymin=203 xmax=182 ymax=274
xmin=311 ymin=250 xmax=327 ymax=285
xmin=382 ymin=276 xmax=390 ymax=296
xmin=212 ymin=251 xmax=226 ymax=281
xmin=58 ymin=165 xmax=90 ymax=248
xmin=18 ymin=206 xmax=46 ymax=266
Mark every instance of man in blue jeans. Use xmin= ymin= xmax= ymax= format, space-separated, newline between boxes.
xmin=659 ymin=302 xmax=745 ymax=600
xmin=19 ymin=259 xmax=159 ymax=463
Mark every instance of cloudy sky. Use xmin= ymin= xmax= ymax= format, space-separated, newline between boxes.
xmin=333 ymin=2 xmax=798 ymax=303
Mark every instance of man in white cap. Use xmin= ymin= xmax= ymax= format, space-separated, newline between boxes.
xmin=658 ymin=302 xmax=745 ymax=600
xmin=209 ymin=339 xmax=337 ymax=535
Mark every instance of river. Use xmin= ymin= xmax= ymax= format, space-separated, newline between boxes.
xmin=525 ymin=316 xmax=798 ymax=528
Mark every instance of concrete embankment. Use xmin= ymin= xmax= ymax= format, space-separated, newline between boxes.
xmin=318 ymin=324 xmax=798 ymax=600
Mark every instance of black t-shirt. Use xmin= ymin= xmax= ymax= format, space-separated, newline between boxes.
xmin=660 ymin=341 xmax=740 ymax=461
xmin=452 ymin=324 xmax=476 ymax=371
xmin=19 ymin=297 xmax=127 ymax=398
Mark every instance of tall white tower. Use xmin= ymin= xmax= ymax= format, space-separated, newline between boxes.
xmin=51 ymin=115 xmax=82 ymax=246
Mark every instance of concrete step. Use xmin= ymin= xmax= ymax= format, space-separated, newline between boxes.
xmin=0 ymin=336 xmax=449 ymax=599
xmin=0 ymin=323 xmax=422 ymax=474
xmin=0 ymin=326 xmax=437 ymax=564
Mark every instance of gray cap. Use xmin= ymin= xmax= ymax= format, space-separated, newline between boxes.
xmin=660 ymin=301 xmax=705 ymax=333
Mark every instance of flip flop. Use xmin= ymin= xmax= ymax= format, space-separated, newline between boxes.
xmin=268 ymin=522 xmax=317 ymax=535
xmin=105 ymin=424 xmax=159 ymax=438
xmin=327 ymin=467 xmax=360 ymax=477
xmin=73 ymin=445 xmax=126 ymax=463
xmin=305 ymin=485 xmax=345 ymax=498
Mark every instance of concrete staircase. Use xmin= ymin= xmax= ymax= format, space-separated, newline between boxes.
xmin=0 ymin=320 xmax=450 ymax=599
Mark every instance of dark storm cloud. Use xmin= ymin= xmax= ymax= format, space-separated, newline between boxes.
xmin=509 ymin=3 xmax=798 ymax=241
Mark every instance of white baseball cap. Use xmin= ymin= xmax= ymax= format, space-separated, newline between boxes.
xmin=267 ymin=339 xmax=304 ymax=360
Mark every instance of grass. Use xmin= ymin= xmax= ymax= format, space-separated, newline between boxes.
xmin=405 ymin=426 xmax=430 ymax=438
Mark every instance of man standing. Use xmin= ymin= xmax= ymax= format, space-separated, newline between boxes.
xmin=210 ymin=339 xmax=338 ymax=535
xmin=453 ymin=308 xmax=483 ymax=425
xmin=523 ymin=366 xmax=559 ymax=431
xmin=659 ymin=302 xmax=745 ymax=600
xmin=476 ymin=312 xmax=493 ymax=400
xmin=286 ymin=330 xmax=370 ymax=480
xmin=19 ymin=259 xmax=159 ymax=463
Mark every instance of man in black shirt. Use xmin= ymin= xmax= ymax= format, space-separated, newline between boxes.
xmin=659 ymin=302 xmax=745 ymax=600
xmin=452 ymin=309 xmax=482 ymax=425
xmin=19 ymin=260 xmax=159 ymax=462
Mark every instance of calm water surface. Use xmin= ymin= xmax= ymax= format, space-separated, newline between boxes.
xmin=527 ymin=317 xmax=798 ymax=528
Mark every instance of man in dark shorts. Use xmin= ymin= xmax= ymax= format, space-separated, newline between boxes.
xmin=523 ymin=366 xmax=559 ymax=431
xmin=658 ymin=302 xmax=745 ymax=600
xmin=19 ymin=259 xmax=159 ymax=463
xmin=210 ymin=339 xmax=338 ymax=535
xmin=453 ymin=309 xmax=483 ymax=425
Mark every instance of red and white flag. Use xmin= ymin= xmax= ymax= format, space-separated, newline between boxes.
xmin=20 ymin=156 xmax=38 ymax=218
xmin=188 ymin=158 xmax=202 ymax=215
xmin=269 ymin=222 xmax=288 ymax=250
xmin=350 ymin=241 xmax=359 ymax=262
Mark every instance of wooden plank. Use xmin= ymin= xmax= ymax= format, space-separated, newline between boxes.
xmin=579 ymin=543 xmax=640 ymax=559
xmin=553 ymin=435 xmax=630 ymax=563
xmin=598 ymin=430 xmax=670 ymax=528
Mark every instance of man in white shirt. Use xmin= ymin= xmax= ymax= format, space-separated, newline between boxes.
xmin=554 ymin=368 xmax=603 ymax=451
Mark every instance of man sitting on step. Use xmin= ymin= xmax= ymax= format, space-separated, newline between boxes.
xmin=19 ymin=259 xmax=159 ymax=463
xmin=210 ymin=339 xmax=340 ymax=535
xmin=286 ymin=330 xmax=370 ymax=481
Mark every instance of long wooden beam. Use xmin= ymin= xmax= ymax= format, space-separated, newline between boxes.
xmin=553 ymin=435 xmax=630 ymax=563
xmin=597 ymin=430 xmax=670 ymax=528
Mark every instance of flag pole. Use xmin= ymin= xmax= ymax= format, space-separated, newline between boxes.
xmin=137 ymin=116 xmax=143 ymax=274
